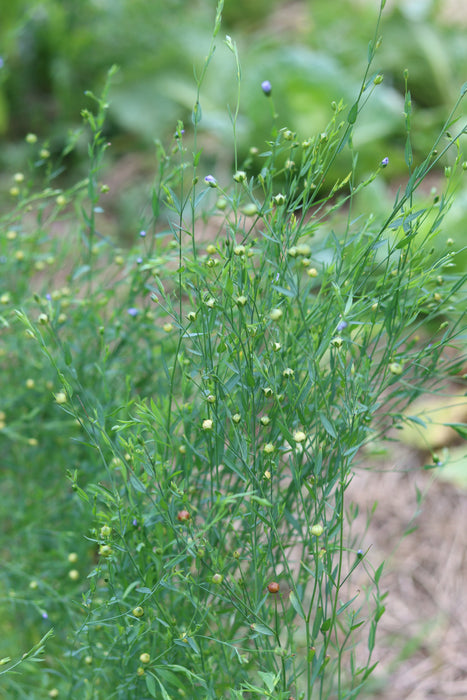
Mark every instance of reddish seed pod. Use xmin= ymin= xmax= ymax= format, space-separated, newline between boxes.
xmin=177 ymin=510 xmax=190 ymax=522
xmin=267 ymin=581 xmax=280 ymax=594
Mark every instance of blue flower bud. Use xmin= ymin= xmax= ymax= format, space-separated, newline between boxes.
xmin=261 ymin=80 xmax=272 ymax=97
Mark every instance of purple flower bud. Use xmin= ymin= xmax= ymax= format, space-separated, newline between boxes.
xmin=336 ymin=320 xmax=348 ymax=332
xmin=132 ymin=518 xmax=138 ymax=527
xmin=204 ymin=175 xmax=217 ymax=188
xmin=42 ymin=611 xmax=48 ymax=619
xmin=127 ymin=307 xmax=139 ymax=317
xmin=139 ymin=230 xmax=146 ymax=238
xmin=381 ymin=157 xmax=389 ymax=168
xmin=46 ymin=293 xmax=51 ymax=301
xmin=136 ymin=256 xmax=143 ymax=264
xmin=261 ymin=80 xmax=272 ymax=97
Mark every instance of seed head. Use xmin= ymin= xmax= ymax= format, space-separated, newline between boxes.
xmin=233 ymin=170 xmax=247 ymax=183
xmin=273 ymin=193 xmax=286 ymax=205
xmin=269 ymin=308 xmax=283 ymax=321
xmin=389 ymin=362 xmax=403 ymax=375
xmin=311 ymin=524 xmax=324 ymax=537
xmin=98 ymin=544 xmax=113 ymax=557
xmin=293 ymin=430 xmax=306 ymax=443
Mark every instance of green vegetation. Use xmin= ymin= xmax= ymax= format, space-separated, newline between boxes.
xmin=1 ymin=1 xmax=466 ymax=697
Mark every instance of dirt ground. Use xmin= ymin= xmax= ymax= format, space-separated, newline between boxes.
xmin=348 ymin=445 xmax=467 ymax=699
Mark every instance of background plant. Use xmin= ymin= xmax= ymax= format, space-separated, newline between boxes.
xmin=1 ymin=0 xmax=466 ymax=698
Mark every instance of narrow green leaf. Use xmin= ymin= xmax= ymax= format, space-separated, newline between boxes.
xmin=312 ymin=606 xmax=323 ymax=638
xmin=129 ymin=472 xmax=147 ymax=493
xmin=192 ymin=101 xmax=202 ymax=125
xmin=320 ymin=618 xmax=332 ymax=633
xmin=406 ymin=415 xmax=427 ymax=429
xmin=374 ymin=562 xmax=384 ymax=585
xmin=319 ymin=412 xmax=336 ymax=438
xmin=271 ymin=284 xmax=295 ymax=298
xmin=155 ymin=678 xmax=172 ymax=700
xmin=445 ymin=423 xmax=467 ymax=439
xmin=460 ymin=81 xmax=467 ymax=96
xmin=348 ymin=103 xmax=358 ymax=125
xmin=63 ymin=343 xmax=72 ymax=366
xmin=145 ymin=674 xmax=157 ymax=698
xmin=368 ymin=621 xmax=376 ymax=654
xmin=289 ymin=591 xmax=305 ymax=620
xmin=405 ymin=136 xmax=413 ymax=168
xmin=258 ymin=671 xmax=278 ymax=693
xmin=249 ymin=495 xmax=272 ymax=507
xmin=193 ymin=188 xmax=209 ymax=210
xmin=250 ymin=623 xmax=274 ymax=636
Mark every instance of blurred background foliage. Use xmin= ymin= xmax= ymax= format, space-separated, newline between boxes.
xmin=0 ymin=0 xmax=466 ymax=232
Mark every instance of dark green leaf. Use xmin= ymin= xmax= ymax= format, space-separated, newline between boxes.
xmin=348 ymin=103 xmax=358 ymax=125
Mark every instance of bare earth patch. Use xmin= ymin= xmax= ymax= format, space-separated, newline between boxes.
xmin=348 ymin=447 xmax=467 ymax=699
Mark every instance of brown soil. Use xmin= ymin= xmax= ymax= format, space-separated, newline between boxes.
xmin=348 ymin=447 xmax=467 ymax=699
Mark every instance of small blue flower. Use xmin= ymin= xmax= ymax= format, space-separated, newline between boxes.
xmin=381 ymin=157 xmax=389 ymax=168
xmin=261 ymin=80 xmax=272 ymax=97
xmin=136 ymin=256 xmax=143 ymax=264
xmin=0 ymin=57 xmax=4 ymax=69
xmin=132 ymin=518 xmax=138 ymax=527
xmin=41 ymin=611 xmax=48 ymax=619
xmin=139 ymin=230 xmax=146 ymax=238
xmin=336 ymin=320 xmax=348 ymax=332
xmin=205 ymin=175 xmax=217 ymax=188
xmin=46 ymin=293 xmax=51 ymax=301
xmin=127 ymin=307 xmax=139 ymax=317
